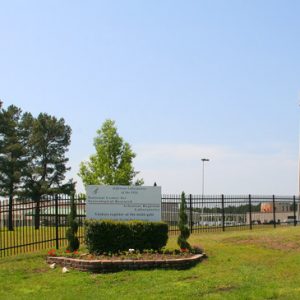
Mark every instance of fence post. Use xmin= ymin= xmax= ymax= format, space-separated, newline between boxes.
xmin=272 ymin=195 xmax=276 ymax=228
xmin=189 ymin=194 xmax=193 ymax=234
xmin=55 ymin=194 xmax=59 ymax=250
xmin=293 ymin=195 xmax=297 ymax=226
xmin=8 ymin=194 xmax=13 ymax=231
xmin=249 ymin=194 xmax=252 ymax=230
xmin=221 ymin=194 xmax=225 ymax=231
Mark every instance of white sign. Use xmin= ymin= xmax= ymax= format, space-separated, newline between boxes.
xmin=86 ymin=185 xmax=161 ymax=222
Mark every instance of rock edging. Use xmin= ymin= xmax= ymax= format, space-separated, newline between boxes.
xmin=47 ymin=254 xmax=206 ymax=273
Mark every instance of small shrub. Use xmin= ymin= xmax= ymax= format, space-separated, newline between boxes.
xmin=84 ymin=219 xmax=168 ymax=254
xmin=177 ymin=191 xmax=191 ymax=250
xmin=66 ymin=193 xmax=80 ymax=252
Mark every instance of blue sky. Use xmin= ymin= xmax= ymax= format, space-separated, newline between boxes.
xmin=1 ymin=1 xmax=299 ymax=195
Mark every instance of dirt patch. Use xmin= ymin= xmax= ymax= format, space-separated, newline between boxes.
xmin=224 ymin=236 xmax=300 ymax=251
xmin=215 ymin=284 xmax=236 ymax=292
xmin=181 ymin=275 xmax=199 ymax=281
xmin=32 ymin=268 xmax=48 ymax=273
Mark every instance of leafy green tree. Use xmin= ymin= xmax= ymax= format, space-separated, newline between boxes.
xmin=79 ymin=119 xmax=143 ymax=186
xmin=177 ymin=191 xmax=191 ymax=250
xmin=22 ymin=113 xmax=72 ymax=229
xmin=0 ymin=105 xmax=28 ymax=231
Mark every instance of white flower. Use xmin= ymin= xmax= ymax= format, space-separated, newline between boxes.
xmin=49 ymin=263 xmax=56 ymax=269
xmin=128 ymin=248 xmax=135 ymax=253
xmin=62 ymin=267 xmax=69 ymax=273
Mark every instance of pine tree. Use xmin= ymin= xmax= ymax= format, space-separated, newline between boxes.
xmin=22 ymin=113 xmax=72 ymax=229
xmin=177 ymin=191 xmax=191 ymax=250
xmin=0 ymin=105 xmax=28 ymax=231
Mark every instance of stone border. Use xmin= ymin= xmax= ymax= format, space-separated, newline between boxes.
xmin=47 ymin=254 xmax=206 ymax=273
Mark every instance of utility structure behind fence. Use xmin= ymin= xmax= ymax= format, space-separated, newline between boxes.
xmin=0 ymin=194 xmax=299 ymax=257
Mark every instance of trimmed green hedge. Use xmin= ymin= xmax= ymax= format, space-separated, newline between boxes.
xmin=84 ymin=219 xmax=168 ymax=254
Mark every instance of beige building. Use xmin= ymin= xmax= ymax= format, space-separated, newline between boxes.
xmin=247 ymin=202 xmax=296 ymax=224
xmin=260 ymin=202 xmax=291 ymax=213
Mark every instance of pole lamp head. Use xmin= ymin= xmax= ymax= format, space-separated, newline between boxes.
xmin=201 ymin=158 xmax=210 ymax=162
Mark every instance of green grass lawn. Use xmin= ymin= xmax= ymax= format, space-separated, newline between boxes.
xmin=1 ymin=226 xmax=300 ymax=300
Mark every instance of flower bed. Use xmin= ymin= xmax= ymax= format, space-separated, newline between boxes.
xmin=47 ymin=253 xmax=206 ymax=273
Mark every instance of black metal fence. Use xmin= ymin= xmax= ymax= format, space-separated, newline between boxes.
xmin=163 ymin=194 xmax=299 ymax=233
xmin=0 ymin=195 xmax=86 ymax=258
xmin=1 ymin=194 xmax=299 ymax=257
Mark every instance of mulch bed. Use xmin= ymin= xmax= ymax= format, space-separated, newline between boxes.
xmin=77 ymin=251 xmax=196 ymax=261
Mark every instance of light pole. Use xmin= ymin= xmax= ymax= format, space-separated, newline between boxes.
xmin=201 ymin=158 xmax=210 ymax=224
xmin=298 ymin=110 xmax=300 ymax=222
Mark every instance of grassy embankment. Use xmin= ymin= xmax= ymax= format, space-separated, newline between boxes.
xmin=1 ymin=226 xmax=300 ymax=299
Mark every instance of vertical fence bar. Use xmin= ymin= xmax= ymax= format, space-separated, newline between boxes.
xmin=0 ymin=201 xmax=1 ymax=256
xmin=249 ymin=194 xmax=252 ymax=230
xmin=176 ymin=194 xmax=179 ymax=234
xmin=221 ymin=194 xmax=225 ymax=231
xmin=0 ymin=201 xmax=3 ymax=257
xmin=55 ymin=194 xmax=59 ymax=250
xmin=32 ymin=199 xmax=35 ymax=251
xmin=272 ymin=195 xmax=276 ymax=228
xmin=8 ymin=194 xmax=13 ymax=231
xmin=293 ymin=195 xmax=297 ymax=226
xmin=189 ymin=194 xmax=193 ymax=234
xmin=160 ymin=195 xmax=162 ymax=225
xmin=13 ymin=199 xmax=15 ymax=253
